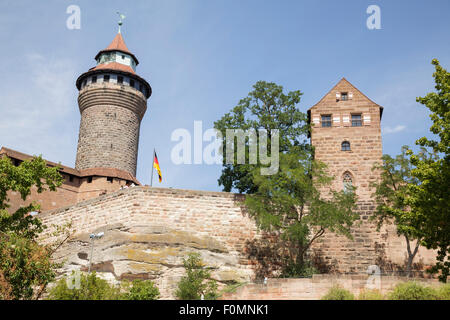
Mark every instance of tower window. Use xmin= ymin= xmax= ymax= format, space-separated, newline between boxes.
xmin=91 ymin=76 xmax=97 ymax=84
xmin=129 ymin=79 xmax=135 ymax=87
xmin=69 ymin=175 xmax=74 ymax=182
xmin=321 ymin=115 xmax=332 ymax=127
xmin=341 ymin=92 xmax=348 ymax=101
xmin=103 ymin=75 xmax=110 ymax=82
xmin=117 ymin=76 xmax=123 ymax=84
xmin=343 ymin=172 xmax=353 ymax=193
xmin=341 ymin=141 xmax=351 ymax=151
xmin=351 ymin=114 xmax=362 ymax=127
xmin=87 ymin=177 xmax=93 ymax=183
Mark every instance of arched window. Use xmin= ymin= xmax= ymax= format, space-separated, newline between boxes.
xmin=343 ymin=172 xmax=353 ymax=193
xmin=341 ymin=141 xmax=351 ymax=151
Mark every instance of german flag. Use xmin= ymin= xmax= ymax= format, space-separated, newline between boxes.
xmin=153 ymin=151 xmax=162 ymax=183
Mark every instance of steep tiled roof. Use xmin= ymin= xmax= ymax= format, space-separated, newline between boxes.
xmin=105 ymin=32 xmax=131 ymax=54
xmin=0 ymin=147 xmax=140 ymax=185
xmin=95 ymin=32 xmax=139 ymax=65
xmin=0 ymin=147 xmax=80 ymax=176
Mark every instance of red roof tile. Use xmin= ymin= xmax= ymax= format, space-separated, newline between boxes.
xmin=91 ymin=62 xmax=136 ymax=74
xmin=105 ymin=32 xmax=131 ymax=54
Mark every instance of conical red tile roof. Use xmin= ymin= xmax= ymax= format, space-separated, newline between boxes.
xmin=95 ymin=32 xmax=139 ymax=65
xmin=105 ymin=32 xmax=132 ymax=54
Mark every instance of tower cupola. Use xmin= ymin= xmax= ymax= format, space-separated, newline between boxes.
xmin=94 ymin=32 xmax=139 ymax=73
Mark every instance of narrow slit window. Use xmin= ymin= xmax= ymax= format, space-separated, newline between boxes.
xmin=343 ymin=172 xmax=353 ymax=193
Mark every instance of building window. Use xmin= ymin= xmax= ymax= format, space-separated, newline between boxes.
xmin=129 ymin=79 xmax=135 ymax=87
xmin=341 ymin=141 xmax=351 ymax=151
xmin=341 ymin=92 xmax=348 ymax=101
xmin=91 ymin=76 xmax=97 ymax=83
xmin=321 ymin=115 xmax=332 ymax=127
xmin=69 ymin=175 xmax=74 ymax=182
xmin=352 ymin=114 xmax=362 ymax=127
xmin=122 ymin=55 xmax=125 ymax=59
xmin=103 ymin=75 xmax=110 ymax=82
xmin=343 ymin=172 xmax=353 ymax=193
xmin=87 ymin=177 xmax=93 ymax=183
xmin=107 ymin=177 xmax=113 ymax=183
xmin=117 ymin=76 xmax=123 ymax=84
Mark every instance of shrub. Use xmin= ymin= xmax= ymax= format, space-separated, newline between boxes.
xmin=388 ymin=282 xmax=438 ymax=300
xmin=122 ymin=279 xmax=160 ymax=300
xmin=280 ymin=261 xmax=318 ymax=278
xmin=47 ymin=272 xmax=122 ymax=300
xmin=436 ymin=283 xmax=450 ymax=300
xmin=321 ymin=285 xmax=354 ymax=300
xmin=175 ymin=252 xmax=218 ymax=300
xmin=358 ymin=289 xmax=384 ymax=300
xmin=47 ymin=272 xmax=161 ymax=300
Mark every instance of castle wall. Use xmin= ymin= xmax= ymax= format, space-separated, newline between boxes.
xmin=38 ymin=186 xmax=437 ymax=299
xmin=6 ymin=176 xmax=80 ymax=213
xmin=220 ymin=275 xmax=441 ymax=300
xmin=39 ymin=186 xmax=260 ymax=299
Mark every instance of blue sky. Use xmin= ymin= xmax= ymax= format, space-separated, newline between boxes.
xmin=0 ymin=0 xmax=449 ymax=192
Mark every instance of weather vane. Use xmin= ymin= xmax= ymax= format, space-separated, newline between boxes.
xmin=116 ymin=11 xmax=126 ymax=33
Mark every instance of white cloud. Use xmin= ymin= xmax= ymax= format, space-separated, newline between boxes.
xmin=0 ymin=53 xmax=79 ymax=167
xmin=383 ymin=125 xmax=406 ymax=135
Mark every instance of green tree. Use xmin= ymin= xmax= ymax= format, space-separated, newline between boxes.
xmin=215 ymin=81 xmax=358 ymax=274
xmin=0 ymin=155 xmax=63 ymax=299
xmin=246 ymin=149 xmax=358 ymax=274
xmin=371 ymin=146 xmax=431 ymax=276
xmin=407 ymin=59 xmax=450 ymax=282
xmin=214 ymin=81 xmax=309 ymax=193
xmin=175 ymin=252 xmax=218 ymax=300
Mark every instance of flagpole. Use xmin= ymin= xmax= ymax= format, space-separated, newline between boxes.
xmin=151 ymin=148 xmax=155 ymax=187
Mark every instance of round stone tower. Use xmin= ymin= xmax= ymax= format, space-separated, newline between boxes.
xmin=75 ymin=31 xmax=151 ymax=177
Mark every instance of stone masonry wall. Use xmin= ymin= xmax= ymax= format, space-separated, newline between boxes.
xmin=38 ymin=186 xmax=437 ymax=299
xmin=39 ymin=186 xmax=260 ymax=299
xmin=75 ymin=82 xmax=147 ymax=176
xmin=220 ymin=275 xmax=441 ymax=300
